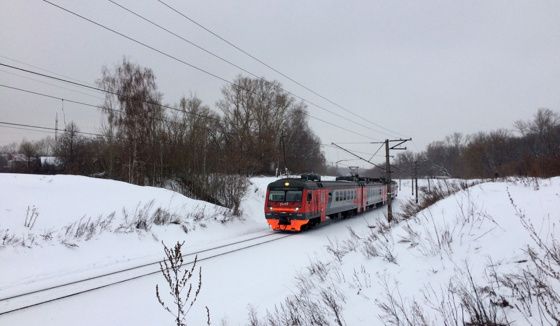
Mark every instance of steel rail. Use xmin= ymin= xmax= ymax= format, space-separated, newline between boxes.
xmin=0 ymin=231 xmax=293 ymax=316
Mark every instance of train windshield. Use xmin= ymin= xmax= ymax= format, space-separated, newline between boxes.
xmin=268 ymin=190 xmax=302 ymax=202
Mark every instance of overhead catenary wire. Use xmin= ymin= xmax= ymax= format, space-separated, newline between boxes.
xmin=104 ymin=0 xmax=384 ymax=136
xmin=367 ymin=143 xmax=385 ymax=162
xmin=0 ymin=54 xmax=96 ymax=88
xmin=0 ymin=61 xmax=374 ymax=140
xmin=0 ymin=124 xmax=64 ymax=135
xmin=156 ymin=0 xmax=408 ymax=138
xmin=39 ymin=1 xmax=387 ymax=140
xmin=1 ymin=82 xmax=380 ymax=146
xmin=0 ymin=67 xmax=106 ymax=101
xmin=1 ymin=83 xmax=169 ymax=125
xmin=331 ymin=142 xmax=386 ymax=170
xmin=321 ymin=144 xmax=383 ymax=158
xmin=0 ymin=121 xmax=103 ymax=137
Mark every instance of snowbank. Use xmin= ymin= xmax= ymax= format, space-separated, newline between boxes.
xmin=0 ymin=173 xmax=276 ymax=296
xmin=249 ymin=177 xmax=560 ymax=325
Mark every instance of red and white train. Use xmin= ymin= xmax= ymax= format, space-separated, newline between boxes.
xmin=264 ymin=174 xmax=397 ymax=231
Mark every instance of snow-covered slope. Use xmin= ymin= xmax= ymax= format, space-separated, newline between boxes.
xmin=0 ymin=173 xmax=277 ymax=299
xmin=1 ymin=175 xmax=558 ymax=325
xmin=248 ymin=178 xmax=560 ymax=325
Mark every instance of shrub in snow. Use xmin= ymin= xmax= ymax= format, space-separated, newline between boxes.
xmin=24 ymin=205 xmax=39 ymax=229
xmin=156 ymin=241 xmax=210 ymax=326
xmin=399 ymin=180 xmax=477 ymax=221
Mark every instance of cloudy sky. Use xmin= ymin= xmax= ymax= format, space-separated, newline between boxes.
xmin=1 ymin=0 xmax=559 ymax=168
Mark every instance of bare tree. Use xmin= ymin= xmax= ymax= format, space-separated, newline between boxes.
xmin=98 ymin=57 xmax=164 ymax=185
xmin=19 ymin=140 xmax=38 ymax=170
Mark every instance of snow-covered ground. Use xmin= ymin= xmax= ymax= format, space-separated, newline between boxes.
xmin=1 ymin=174 xmax=558 ymax=325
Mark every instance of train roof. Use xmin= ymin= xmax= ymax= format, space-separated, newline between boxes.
xmin=267 ymin=174 xmax=387 ymax=190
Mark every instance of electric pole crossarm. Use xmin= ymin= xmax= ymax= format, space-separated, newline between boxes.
xmin=389 ymin=138 xmax=412 ymax=150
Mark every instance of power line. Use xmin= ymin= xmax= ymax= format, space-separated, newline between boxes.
xmin=368 ymin=143 xmax=385 ymax=162
xmin=156 ymin=0 xmax=408 ymax=138
xmin=105 ymin=0 xmax=383 ymax=136
xmin=0 ymin=61 xmax=374 ymax=140
xmin=321 ymin=143 xmax=384 ymax=157
xmin=0 ymin=84 xmax=105 ymax=112
xmin=0 ymin=62 xmax=220 ymax=121
xmin=330 ymin=142 xmax=386 ymax=170
xmin=0 ymin=121 xmax=103 ymax=137
xmin=40 ymin=1 xmax=381 ymax=140
xmin=1 ymin=82 xmax=377 ymax=146
xmin=0 ymin=67 xmax=105 ymax=101
xmin=0 ymin=124 xmax=59 ymax=135
xmin=0 ymin=54 xmax=94 ymax=87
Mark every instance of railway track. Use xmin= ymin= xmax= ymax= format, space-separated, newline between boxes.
xmin=0 ymin=231 xmax=294 ymax=316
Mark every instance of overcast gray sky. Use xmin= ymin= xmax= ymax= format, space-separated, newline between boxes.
xmin=1 ymin=0 xmax=559 ymax=168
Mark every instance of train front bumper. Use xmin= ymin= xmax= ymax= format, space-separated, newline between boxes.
xmin=265 ymin=212 xmax=309 ymax=232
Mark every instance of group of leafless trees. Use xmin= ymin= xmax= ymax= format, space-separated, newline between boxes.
xmin=1 ymin=59 xmax=325 ymax=210
xmin=390 ymin=108 xmax=560 ymax=179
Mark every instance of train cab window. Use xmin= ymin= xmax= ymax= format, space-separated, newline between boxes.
xmin=307 ymin=193 xmax=312 ymax=202
xmin=268 ymin=190 xmax=302 ymax=202
xmin=286 ymin=191 xmax=302 ymax=202
xmin=269 ymin=191 xmax=285 ymax=202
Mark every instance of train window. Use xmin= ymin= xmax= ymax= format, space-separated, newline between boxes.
xmin=286 ymin=191 xmax=302 ymax=202
xmin=268 ymin=191 xmax=285 ymax=202
xmin=307 ymin=193 xmax=312 ymax=202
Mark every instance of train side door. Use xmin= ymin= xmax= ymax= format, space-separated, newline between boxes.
xmin=320 ymin=190 xmax=327 ymax=222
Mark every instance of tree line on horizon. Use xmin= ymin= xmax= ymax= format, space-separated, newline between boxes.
xmin=385 ymin=108 xmax=560 ymax=179
xmin=2 ymin=58 xmax=560 ymax=193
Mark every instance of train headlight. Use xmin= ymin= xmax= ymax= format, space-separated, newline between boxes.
xmin=284 ymin=182 xmax=290 ymax=187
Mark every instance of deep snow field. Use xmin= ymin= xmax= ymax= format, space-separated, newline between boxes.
xmin=1 ymin=173 xmax=559 ymax=325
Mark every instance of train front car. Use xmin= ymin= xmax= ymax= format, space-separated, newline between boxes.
xmin=264 ymin=177 xmax=323 ymax=232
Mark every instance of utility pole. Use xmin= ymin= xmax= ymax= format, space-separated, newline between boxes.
xmin=414 ymin=161 xmax=418 ymax=204
xmin=411 ymin=162 xmax=414 ymax=195
xmin=385 ymin=139 xmax=393 ymax=222
xmin=376 ymin=138 xmax=412 ymax=223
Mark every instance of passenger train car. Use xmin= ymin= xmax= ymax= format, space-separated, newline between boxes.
xmin=264 ymin=174 xmax=397 ymax=231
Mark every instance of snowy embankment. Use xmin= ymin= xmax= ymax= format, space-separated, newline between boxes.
xmin=248 ymin=178 xmax=560 ymax=325
xmin=1 ymin=174 xmax=558 ymax=325
xmin=0 ymin=173 xmax=276 ymax=298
